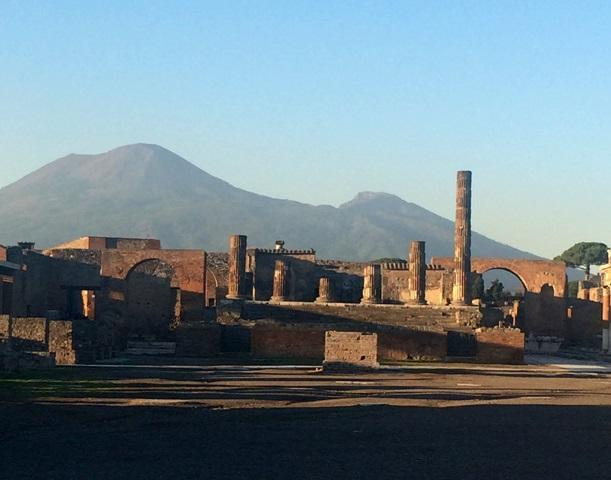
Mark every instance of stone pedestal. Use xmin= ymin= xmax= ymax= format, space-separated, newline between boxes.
xmin=361 ymin=265 xmax=381 ymax=304
xmin=270 ymin=259 xmax=289 ymax=302
xmin=452 ymin=171 xmax=472 ymax=305
xmin=227 ymin=234 xmax=248 ymax=300
xmin=407 ymin=240 xmax=426 ymax=304
xmin=315 ymin=277 xmax=333 ymax=303
xmin=323 ymin=331 xmax=379 ymax=369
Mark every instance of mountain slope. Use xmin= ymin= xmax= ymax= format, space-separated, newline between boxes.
xmin=0 ymin=144 xmax=538 ymax=260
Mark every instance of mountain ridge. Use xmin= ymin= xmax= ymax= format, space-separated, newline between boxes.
xmin=0 ymin=143 xmax=539 ymax=261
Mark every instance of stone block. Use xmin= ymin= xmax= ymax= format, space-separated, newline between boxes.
xmin=323 ymin=331 xmax=379 ymax=369
xmin=251 ymin=325 xmax=325 ymax=360
xmin=475 ymin=328 xmax=524 ymax=364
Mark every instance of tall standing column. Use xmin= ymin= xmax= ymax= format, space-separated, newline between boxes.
xmin=361 ymin=264 xmax=381 ymax=304
xmin=227 ymin=234 xmax=248 ymax=300
xmin=271 ymin=259 xmax=289 ymax=302
xmin=452 ymin=170 xmax=472 ymax=306
xmin=408 ymin=240 xmax=426 ymax=304
xmin=316 ymin=277 xmax=333 ymax=303
xmin=602 ymin=287 xmax=610 ymax=353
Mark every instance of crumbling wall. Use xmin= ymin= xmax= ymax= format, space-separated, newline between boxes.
xmin=378 ymin=328 xmax=447 ymax=361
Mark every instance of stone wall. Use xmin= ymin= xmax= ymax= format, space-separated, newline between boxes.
xmin=50 ymin=236 xmax=161 ymax=251
xmin=175 ymin=323 xmax=221 ymax=356
xmin=220 ymin=301 xmax=481 ymax=331
xmin=10 ymin=317 xmax=47 ymax=351
xmin=206 ymin=252 xmax=229 ymax=306
xmin=48 ymin=320 xmax=77 ymax=364
xmin=251 ymin=324 xmax=325 ymax=359
xmin=324 ymin=331 xmax=379 ymax=368
xmin=475 ymin=328 xmax=524 ymax=364
xmin=0 ymin=314 xmax=9 ymax=338
xmin=378 ymin=328 xmax=447 ymax=361
xmin=566 ymin=299 xmax=602 ymax=347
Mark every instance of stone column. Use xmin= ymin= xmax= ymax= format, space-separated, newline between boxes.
xmin=408 ymin=240 xmax=426 ymax=304
xmin=172 ymin=287 xmax=182 ymax=323
xmin=227 ymin=234 xmax=248 ymax=300
xmin=603 ymin=287 xmax=610 ymax=352
xmin=452 ymin=170 xmax=472 ymax=306
xmin=361 ymin=264 xmax=381 ymax=304
xmin=271 ymin=259 xmax=289 ymax=302
xmin=316 ymin=277 xmax=333 ymax=303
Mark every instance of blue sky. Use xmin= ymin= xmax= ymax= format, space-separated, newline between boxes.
xmin=1 ymin=1 xmax=610 ymax=258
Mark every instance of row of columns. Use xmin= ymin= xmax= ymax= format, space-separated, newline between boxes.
xmin=227 ymin=169 xmax=471 ymax=305
xmin=226 ymin=235 xmax=430 ymax=305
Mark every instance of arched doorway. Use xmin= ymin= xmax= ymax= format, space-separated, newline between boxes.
xmin=477 ymin=268 xmax=527 ymax=329
xmin=125 ymin=259 xmax=180 ymax=340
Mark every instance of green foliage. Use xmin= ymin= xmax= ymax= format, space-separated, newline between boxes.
xmin=554 ymin=242 xmax=608 ymax=276
xmin=484 ymin=279 xmax=506 ymax=303
xmin=567 ymin=280 xmax=579 ymax=298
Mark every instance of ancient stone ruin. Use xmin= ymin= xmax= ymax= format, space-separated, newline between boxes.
xmin=0 ymin=170 xmax=597 ymax=370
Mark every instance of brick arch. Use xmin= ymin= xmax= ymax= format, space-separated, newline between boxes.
xmin=100 ymin=249 xmax=205 ymax=295
xmin=431 ymin=257 xmax=567 ymax=297
xmin=99 ymin=249 xmax=206 ymax=322
xmin=477 ymin=265 xmax=528 ymax=291
xmin=125 ymin=258 xmax=180 ymax=289
xmin=471 ymin=259 xmax=566 ymax=297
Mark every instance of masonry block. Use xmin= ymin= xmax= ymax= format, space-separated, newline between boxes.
xmin=475 ymin=328 xmax=524 ymax=364
xmin=324 ymin=331 xmax=379 ymax=369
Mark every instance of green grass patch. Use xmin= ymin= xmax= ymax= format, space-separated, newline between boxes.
xmin=0 ymin=368 xmax=115 ymax=401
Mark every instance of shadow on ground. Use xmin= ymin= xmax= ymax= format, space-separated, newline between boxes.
xmin=1 ymin=401 xmax=611 ymax=480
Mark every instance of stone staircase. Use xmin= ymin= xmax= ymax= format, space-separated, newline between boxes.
xmin=239 ymin=302 xmax=478 ymax=332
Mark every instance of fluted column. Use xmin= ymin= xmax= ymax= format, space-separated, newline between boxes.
xmin=452 ymin=170 xmax=472 ymax=305
xmin=603 ymin=287 xmax=610 ymax=352
xmin=361 ymin=264 xmax=381 ymax=304
xmin=408 ymin=240 xmax=426 ymax=304
xmin=271 ymin=259 xmax=289 ymax=302
xmin=227 ymin=234 xmax=248 ymax=299
xmin=316 ymin=277 xmax=333 ymax=303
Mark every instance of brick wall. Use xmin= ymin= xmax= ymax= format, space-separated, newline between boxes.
xmin=378 ymin=328 xmax=447 ymax=361
xmin=251 ymin=325 xmax=325 ymax=360
xmin=475 ymin=328 xmax=524 ymax=364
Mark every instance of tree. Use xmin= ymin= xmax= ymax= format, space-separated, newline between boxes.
xmin=484 ymin=279 xmax=506 ymax=304
xmin=554 ymin=242 xmax=608 ymax=279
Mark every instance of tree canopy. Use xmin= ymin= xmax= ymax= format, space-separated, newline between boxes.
xmin=554 ymin=242 xmax=608 ymax=278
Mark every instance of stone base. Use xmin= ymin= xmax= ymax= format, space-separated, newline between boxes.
xmin=270 ymin=296 xmax=288 ymax=302
xmin=323 ymin=331 xmax=379 ymax=369
xmin=476 ymin=327 xmax=524 ymax=364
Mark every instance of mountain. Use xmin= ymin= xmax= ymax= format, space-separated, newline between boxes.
xmin=0 ymin=143 xmax=539 ymax=261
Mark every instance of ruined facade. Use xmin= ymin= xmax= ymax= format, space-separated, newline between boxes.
xmin=1 ymin=170 xmax=592 ymax=369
